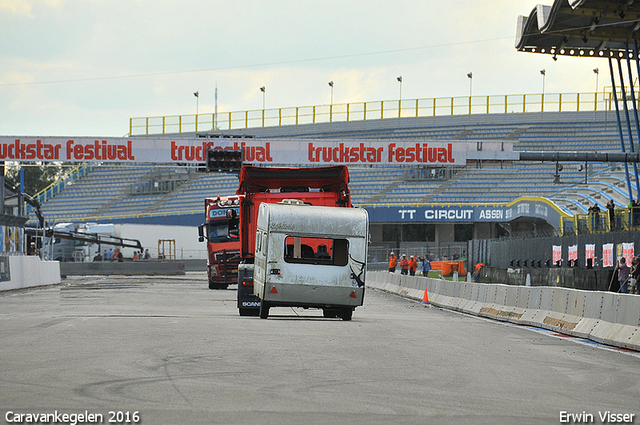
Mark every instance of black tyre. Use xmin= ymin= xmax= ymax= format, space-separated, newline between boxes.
xmin=209 ymin=282 xmax=228 ymax=290
xmin=259 ymin=302 xmax=270 ymax=319
xmin=323 ymin=308 xmax=338 ymax=318
xmin=339 ymin=308 xmax=353 ymax=321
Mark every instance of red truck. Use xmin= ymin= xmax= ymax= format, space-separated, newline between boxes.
xmin=198 ymin=196 xmax=242 ymax=289
xmin=235 ymin=165 xmax=352 ymax=316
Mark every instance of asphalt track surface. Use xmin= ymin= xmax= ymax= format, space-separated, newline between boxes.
xmin=1 ymin=273 xmax=639 ymax=425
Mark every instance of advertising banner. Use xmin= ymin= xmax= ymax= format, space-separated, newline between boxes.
xmin=552 ymin=245 xmax=562 ymax=265
xmin=365 ymin=197 xmax=568 ymax=225
xmin=0 ymin=137 xmax=470 ymax=166
xmin=585 ymin=244 xmax=595 ymax=264
xmin=602 ymin=243 xmax=614 ymax=267
xmin=622 ymin=242 xmax=635 ymax=265
xmin=568 ymin=244 xmax=578 ymax=262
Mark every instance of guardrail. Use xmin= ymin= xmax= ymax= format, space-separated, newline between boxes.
xmin=130 ymin=91 xmax=626 ymax=135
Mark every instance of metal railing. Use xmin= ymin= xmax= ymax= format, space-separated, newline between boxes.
xmin=129 ymin=91 xmax=630 ymax=136
xmin=565 ymin=208 xmax=640 ymax=234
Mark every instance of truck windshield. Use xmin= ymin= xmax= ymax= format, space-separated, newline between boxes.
xmin=208 ymin=219 xmax=239 ymax=243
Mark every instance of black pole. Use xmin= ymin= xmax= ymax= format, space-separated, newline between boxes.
xmin=618 ymin=56 xmax=640 ymax=199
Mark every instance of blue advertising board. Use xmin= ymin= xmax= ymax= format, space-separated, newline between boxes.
xmin=363 ymin=197 xmax=570 ymax=229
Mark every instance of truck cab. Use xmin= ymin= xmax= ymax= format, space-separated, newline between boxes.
xmin=198 ymin=196 xmax=241 ymax=289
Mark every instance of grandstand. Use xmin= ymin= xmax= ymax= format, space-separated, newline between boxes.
xmin=33 ymin=109 xmax=636 ymax=229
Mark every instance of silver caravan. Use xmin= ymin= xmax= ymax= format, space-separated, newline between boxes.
xmin=253 ymin=201 xmax=368 ymax=320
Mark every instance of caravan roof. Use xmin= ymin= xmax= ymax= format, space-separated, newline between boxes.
xmin=257 ymin=203 xmax=368 ymax=238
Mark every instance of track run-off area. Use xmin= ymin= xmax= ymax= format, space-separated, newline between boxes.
xmin=1 ymin=274 xmax=638 ymax=425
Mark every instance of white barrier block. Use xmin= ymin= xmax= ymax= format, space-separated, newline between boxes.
xmin=589 ymin=321 xmax=617 ymax=345
xmin=526 ymin=287 xmax=544 ymax=310
xmin=622 ymin=327 xmax=640 ymax=351
xmin=583 ymin=292 xmax=605 ymax=320
xmin=0 ymin=256 xmax=61 ymax=291
xmin=615 ymin=294 xmax=640 ymax=327
xmin=484 ymin=285 xmax=498 ymax=305
xmin=572 ymin=318 xmax=600 ymax=339
xmin=504 ymin=286 xmax=519 ymax=308
xmin=600 ymin=292 xmax=618 ymax=322
xmin=551 ymin=287 xmax=571 ymax=314
xmin=565 ymin=289 xmax=585 ymax=317
xmin=599 ymin=324 xmax=640 ymax=351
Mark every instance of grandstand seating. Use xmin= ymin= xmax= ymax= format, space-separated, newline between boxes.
xmin=35 ymin=111 xmax=640 ymax=223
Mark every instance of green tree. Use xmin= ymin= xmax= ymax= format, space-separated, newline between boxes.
xmin=4 ymin=163 xmax=67 ymax=196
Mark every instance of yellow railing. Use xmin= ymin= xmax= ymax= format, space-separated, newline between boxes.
xmin=129 ymin=91 xmax=633 ymax=136
xmin=571 ymin=209 xmax=640 ymax=234
xmin=27 ymin=164 xmax=94 ymax=214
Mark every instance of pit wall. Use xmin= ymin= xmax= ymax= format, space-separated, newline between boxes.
xmin=367 ymin=271 xmax=640 ymax=351
xmin=0 ymin=256 xmax=61 ymax=291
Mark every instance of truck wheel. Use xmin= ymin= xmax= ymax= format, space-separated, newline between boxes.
xmin=209 ymin=282 xmax=229 ymax=290
xmin=239 ymin=308 xmax=252 ymax=316
xmin=259 ymin=302 xmax=270 ymax=319
xmin=339 ymin=308 xmax=353 ymax=321
xmin=323 ymin=308 xmax=337 ymax=318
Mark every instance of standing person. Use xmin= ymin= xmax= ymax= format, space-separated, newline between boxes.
xmin=421 ymin=256 xmax=431 ymax=276
xmin=144 ymin=249 xmax=151 ymax=260
xmin=616 ymin=257 xmax=630 ymax=293
xmin=388 ymin=252 xmax=398 ymax=273
xmin=400 ymin=254 xmax=409 ymax=275
xmin=112 ymin=248 xmax=124 ymax=263
xmin=606 ymin=199 xmax=615 ymax=230
xmin=590 ymin=203 xmax=601 ymax=230
xmin=630 ymin=256 xmax=640 ymax=294
xmin=409 ymin=255 xmax=417 ymax=276
xmin=474 ymin=262 xmax=484 ymax=282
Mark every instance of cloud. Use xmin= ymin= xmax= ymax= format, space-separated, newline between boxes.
xmin=0 ymin=0 xmax=621 ymax=136
xmin=0 ymin=0 xmax=32 ymax=15
xmin=0 ymin=0 xmax=65 ymax=16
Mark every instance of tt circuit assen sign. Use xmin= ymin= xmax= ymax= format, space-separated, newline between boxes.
xmin=0 ymin=137 xmax=494 ymax=165
xmin=366 ymin=197 xmax=570 ymax=226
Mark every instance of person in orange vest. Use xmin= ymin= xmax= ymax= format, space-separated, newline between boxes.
xmin=400 ymin=253 xmax=409 ymax=275
xmin=409 ymin=255 xmax=418 ymax=276
xmin=388 ymin=252 xmax=398 ymax=273
xmin=474 ymin=262 xmax=484 ymax=282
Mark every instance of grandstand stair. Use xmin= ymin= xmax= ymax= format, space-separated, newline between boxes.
xmin=419 ymin=172 xmax=465 ymax=204
xmin=98 ymin=191 xmax=131 ymax=216
xmin=138 ymin=173 xmax=201 ymax=215
xmin=365 ymin=174 xmax=406 ymax=204
xmin=505 ymin=125 xmax=529 ymax=140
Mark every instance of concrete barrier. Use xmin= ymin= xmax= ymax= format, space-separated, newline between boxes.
xmin=60 ymin=261 xmax=186 ymax=276
xmin=0 ymin=256 xmax=61 ymax=291
xmin=368 ymin=271 xmax=640 ymax=351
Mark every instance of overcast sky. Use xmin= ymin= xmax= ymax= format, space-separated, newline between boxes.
xmin=1 ymin=0 xmax=608 ymax=137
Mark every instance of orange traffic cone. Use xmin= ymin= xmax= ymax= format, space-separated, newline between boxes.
xmin=421 ymin=288 xmax=429 ymax=304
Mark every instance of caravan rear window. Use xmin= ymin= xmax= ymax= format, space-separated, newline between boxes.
xmin=284 ymin=236 xmax=348 ymax=266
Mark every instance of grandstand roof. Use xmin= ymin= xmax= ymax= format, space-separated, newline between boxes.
xmin=516 ymin=0 xmax=640 ymax=59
